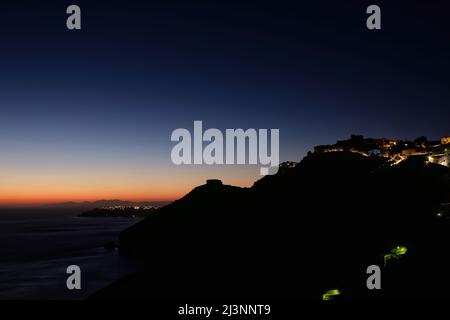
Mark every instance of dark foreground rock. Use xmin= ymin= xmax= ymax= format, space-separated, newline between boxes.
xmin=92 ymin=152 xmax=450 ymax=299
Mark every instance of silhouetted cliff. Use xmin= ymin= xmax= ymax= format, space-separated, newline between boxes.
xmin=93 ymin=152 xmax=450 ymax=299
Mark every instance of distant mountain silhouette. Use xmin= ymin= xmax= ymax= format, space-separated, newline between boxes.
xmin=92 ymin=152 xmax=450 ymax=299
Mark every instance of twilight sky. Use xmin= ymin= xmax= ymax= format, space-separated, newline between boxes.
xmin=0 ymin=0 xmax=449 ymax=205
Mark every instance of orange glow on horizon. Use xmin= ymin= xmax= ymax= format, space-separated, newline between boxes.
xmin=0 ymin=192 xmax=183 ymax=206
xmin=0 ymin=165 xmax=258 ymax=206
xmin=0 ymin=190 xmax=183 ymax=206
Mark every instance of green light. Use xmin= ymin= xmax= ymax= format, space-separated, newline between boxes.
xmin=322 ymin=289 xmax=341 ymax=300
xmin=392 ymin=245 xmax=407 ymax=255
xmin=384 ymin=245 xmax=408 ymax=265
xmin=437 ymin=212 xmax=444 ymax=217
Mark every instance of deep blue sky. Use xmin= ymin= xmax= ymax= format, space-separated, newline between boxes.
xmin=0 ymin=0 xmax=449 ymax=203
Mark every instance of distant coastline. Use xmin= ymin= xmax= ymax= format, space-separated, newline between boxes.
xmin=79 ymin=206 xmax=158 ymax=218
xmin=44 ymin=200 xmax=171 ymax=210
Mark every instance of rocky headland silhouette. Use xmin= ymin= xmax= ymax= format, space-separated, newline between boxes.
xmin=92 ymin=150 xmax=450 ymax=299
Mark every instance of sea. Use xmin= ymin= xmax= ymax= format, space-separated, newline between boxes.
xmin=0 ymin=208 xmax=139 ymax=300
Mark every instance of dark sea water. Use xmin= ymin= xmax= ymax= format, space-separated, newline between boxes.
xmin=0 ymin=209 xmax=139 ymax=300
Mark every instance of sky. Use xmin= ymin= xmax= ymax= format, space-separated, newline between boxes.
xmin=0 ymin=0 xmax=449 ymax=205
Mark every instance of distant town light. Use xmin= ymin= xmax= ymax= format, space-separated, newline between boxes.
xmin=314 ymin=135 xmax=449 ymax=168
